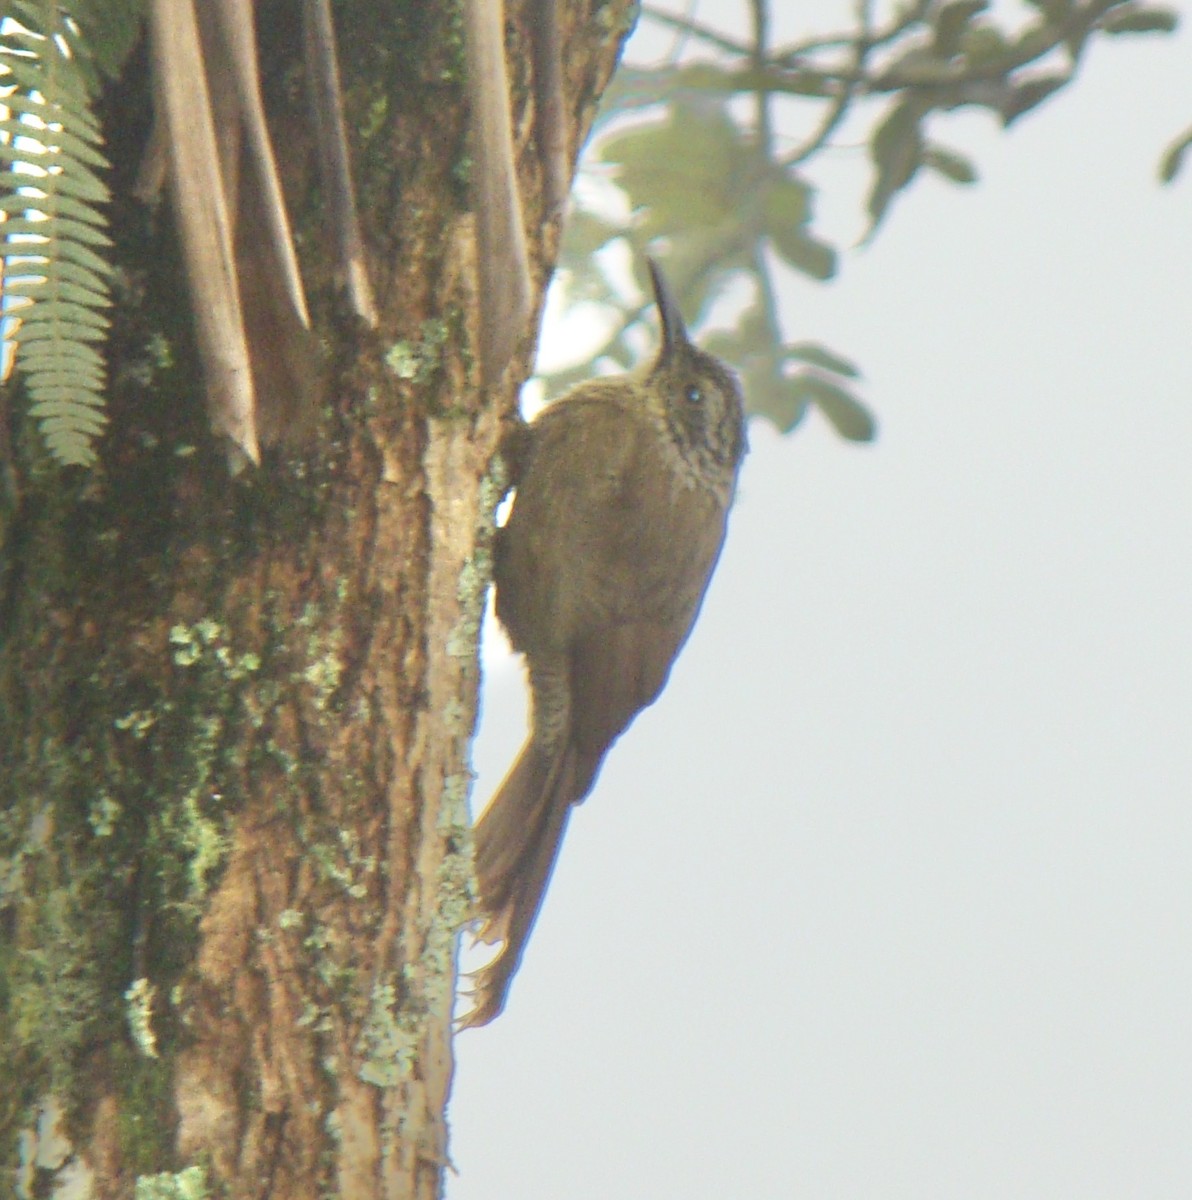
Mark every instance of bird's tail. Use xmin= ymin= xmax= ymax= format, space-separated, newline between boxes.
xmin=462 ymin=735 xmax=579 ymax=1027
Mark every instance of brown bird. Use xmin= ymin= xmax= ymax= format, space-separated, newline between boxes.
xmin=465 ymin=259 xmax=747 ymax=1027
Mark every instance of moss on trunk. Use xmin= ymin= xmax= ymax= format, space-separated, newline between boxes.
xmin=0 ymin=2 xmax=636 ymax=1196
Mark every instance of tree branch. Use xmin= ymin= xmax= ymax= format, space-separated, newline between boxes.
xmin=641 ymin=3 xmax=752 ymax=56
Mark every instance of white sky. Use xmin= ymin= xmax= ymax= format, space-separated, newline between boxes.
xmin=449 ymin=7 xmax=1192 ymax=1198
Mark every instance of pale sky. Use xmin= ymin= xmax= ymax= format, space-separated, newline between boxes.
xmin=449 ymin=6 xmax=1192 ymax=1198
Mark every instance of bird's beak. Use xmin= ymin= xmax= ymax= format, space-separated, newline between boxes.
xmin=647 ymin=257 xmax=689 ymax=358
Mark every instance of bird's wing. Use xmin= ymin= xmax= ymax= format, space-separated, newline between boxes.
xmin=565 ymin=611 xmax=701 ymax=802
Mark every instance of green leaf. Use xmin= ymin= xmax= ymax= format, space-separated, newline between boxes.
xmin=15 ymin=355 xmax=96 ymax=386
xmin=761 ymin=175 xmax=811 ymax=233
xmin=23 ymin=365 xmax=107 ymax=390
xmin=603 ymin=334 xmax=634 ymax=371
xmin=743 ymin=359 xmax=809 ymax=433
xmin=1023 ymin=0 xmax=1071 ymax=19
xmin=2 ymin=216 xmax=113 ymax=247
xmin=48 ymin=280 xmax=115 ymax=310
xmin=0 ymin=118 xmax=112 ymax=171
xmin=867 ymin=100 xmax=924 ymax=231
xmin=770 ymin=228 xmax=837 ymax=280
xmin=933 ymin=0 xmax=990 ymax=56
xmin=601 ymin=100 xmax=756 ymax=237
xmin=563 ymin=210 xmax=625 ymax=259
xmin=783 ymin=342 xmax=860 ymax=378
xmin=792 ymin=375 xmax=876 ymax=442
xmin=0 ymin=143 xmax=45 ymax=169
xmin=18 ymin=330 xmax=103 ymax=359
xmin=16 ymin=320 xmax=107 ymax=345
xmin=69 ymin=0 xmax=146 ymax=81
xmin=1001 ymin=74 xmax=1069 ymax=125
xmin=922 ymin=144 xmax=978 ymax=185
xmin=593 ymin=69 xmax=671 ymax=130
xmin=7 ymin=257 xmax=112 ymax=298
xmin=1101 ymin=6 xmax=1178 ymax=34
xmin=0 ymin=192 xmax=108 ymax=227
xmin=52 ymin=237 xmax=114 ymax=277
xmin=33 ymin=300 xmax=111 ymax=332
xmin=1159 ymin=126 xmax=1192 ymax=183
xmin=30 ymin=396 xmax=109 ymax=426
xmin=36 ymin=419 xmax=108 ymax=444
xmin=961 ymin=23 xmax=1010 ymax=65
xmin=35 ymin=409 xmax=107 ymax=434
xmin=699 ymin=331 xmax=744 ymax=363
xmin=43 ymin=168 xmax=111 ymax=206
xmin=762 ymin=175 xmax=837 ymax=279
xmin=700 ymin=305 xmax=771 ymax=366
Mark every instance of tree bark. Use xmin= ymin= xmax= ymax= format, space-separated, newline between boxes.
xmin=0 ymin=3 xmax=635 ymax=1196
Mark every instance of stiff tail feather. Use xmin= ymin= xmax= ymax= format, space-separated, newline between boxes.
xmin=463 ymin=736 xmax=577 ymax=1027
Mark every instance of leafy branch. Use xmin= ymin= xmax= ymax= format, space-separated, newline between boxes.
xmin=550 ymin=0 xmax=1177 ymax=441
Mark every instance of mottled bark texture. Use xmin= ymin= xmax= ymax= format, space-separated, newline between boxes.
xmin=0 ymin=3 xmax=634 ymax=1197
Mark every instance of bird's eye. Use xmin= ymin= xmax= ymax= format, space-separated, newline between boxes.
xmin=685 ymin=385 xmax=703 ymax=404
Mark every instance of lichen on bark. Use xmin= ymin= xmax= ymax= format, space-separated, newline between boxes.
xmin=0 ymin=1 xmax=637 ymax=1195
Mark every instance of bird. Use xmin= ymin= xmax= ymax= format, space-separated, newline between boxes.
xmin=464 ymin=258 xmax=747 ymax=1027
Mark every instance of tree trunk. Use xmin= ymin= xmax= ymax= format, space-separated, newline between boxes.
xmin=0 ymin=3 xmax=634 ymax=1196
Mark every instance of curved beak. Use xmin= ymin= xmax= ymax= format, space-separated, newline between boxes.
xmin=647 ymin=257 xmax=689 ymax=357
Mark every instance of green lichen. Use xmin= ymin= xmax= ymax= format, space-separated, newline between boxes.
xmin=114 ymin=708 xmax=158 ymax=738
xmin=445 ymin=453 xmax=507 ymax=662
xmin=437 ymin=769 xmax=478 ymax=930
xmin=309 ymin=827 xmax=377 ymax=901
xmin=479 ymin=451 xmax=511 ymax=516
xmin=87 ymin=791 xmax=122 ymax=837
xmin=295 ymin=601 xmax=346 ymax=712
xmin=356 ymin=978 xmax=416 ymax=1088
xmin=160 ymin=618 xmax=268 ymax=901
xmin=445 ymin=543 xmax=494 ymax=660
xmin=438 ymin=1 xmax=466 ymax=82
xmin=277 ymin=802 xmax=390 ymax=1048
xmin=170 ymin=621 xmax=260 ymax=680
xmin=124 ymin=978 xmax=159 ymax=1059
xmin=441 ymin=698 xmax=466 ymax=737
xmin=303 ymin=923 xmax=357 ymax=996
xmin=10 ymin=879 xmax=112 ymax=1095
xmin=438 ymin=848 xmax=476 ymax=934
xmin=135 ymin=1164 xmax=209 ymax=1200
xmin=359 ymin=89 xmax=390 ymax=145
xmin=0 ymin=603 xmax=285 ymax=1151
xmin=384 ymin=316 xmax=452 ymax=387
xmin=144 ymin=332 xmax=175 ymax=372
xmin=439 ymin=771 xmax=472 ymax=831
xmin=302 ymin=651 xmax=344 ymax=709
xmin=353 ymin=767 xmax=476 ymax=1091
xmin=384 ymin=341 xmax=420 ymax=381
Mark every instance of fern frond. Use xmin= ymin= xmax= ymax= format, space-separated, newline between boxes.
xmin=1 ymin=4 xmax=115 ymax=466
xmin=67 ymin=0 xmax=146 ymax=84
